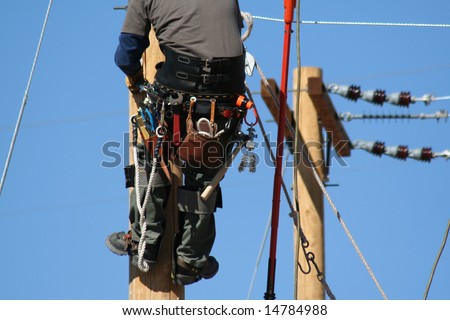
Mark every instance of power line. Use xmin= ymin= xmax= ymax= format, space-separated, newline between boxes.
xmin=328 ymin=83 xmax=450 ymax=107
xmin=0 ymin=0 xmax=54 ymax=196
xmin=340 ymin=110 xmax=449 ymax=122
xmin=424 ymin=220 xmax=450 ymax=299
xmin=352 ymin=140 xmax=450 ymax=161
xmin=252 ymin=15 xmax=450 ymax=29
xmin=246 ymin=153 xmax=291 ymax=300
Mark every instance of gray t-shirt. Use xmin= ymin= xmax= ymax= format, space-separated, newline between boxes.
xmin=122 ymin=0 xmax=244 ymax=59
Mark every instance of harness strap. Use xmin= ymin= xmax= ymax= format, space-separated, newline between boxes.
xmin=175 ymin=72 xmax=230 ymax=85
xmin=175 ymin=54 xmax=233 ymax=69
xmin=153 ymin=81 xmax=237 ymax=102
xmin=176 ymin=257 xmax=201 ymax=276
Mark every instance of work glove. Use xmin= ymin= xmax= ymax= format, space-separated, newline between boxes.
xmin=125 ymin=66 xmax=146 ymax=94
xmin=126 ymin=66 xmax=148 ymax=106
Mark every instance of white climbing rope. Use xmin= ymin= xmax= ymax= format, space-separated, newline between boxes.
xmin=133 ymin=146 xmax=158 ymax=272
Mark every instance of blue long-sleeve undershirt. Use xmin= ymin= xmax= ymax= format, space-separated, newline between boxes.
xmin=114 ymin=33 xmax=150 ymax=76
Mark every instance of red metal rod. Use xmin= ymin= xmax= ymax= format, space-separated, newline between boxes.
xmin=264 ymin=0 xmax=296 ymax=300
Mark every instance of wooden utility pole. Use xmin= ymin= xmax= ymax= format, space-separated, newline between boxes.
xmin=128 ymin=30 xmax=184 ymax=300
xmin=293 ymin=67 xmax=325 ymax=300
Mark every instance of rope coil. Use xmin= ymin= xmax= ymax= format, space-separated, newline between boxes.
xmin=132 ymin=120 xmax=163 ymax=272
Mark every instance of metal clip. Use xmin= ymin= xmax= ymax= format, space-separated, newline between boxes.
xmin=238 ymin=126 xmax=258 ymax=173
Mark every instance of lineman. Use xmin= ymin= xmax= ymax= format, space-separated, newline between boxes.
xmin=106 ymin=0 xmax=247 ymax=285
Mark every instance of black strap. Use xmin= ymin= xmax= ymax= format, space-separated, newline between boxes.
xmin=175 ymin=72 xmax=230 ymax=85
xmin=176 ymin=54 xmax=232 ymax=69
xmin=176 ymin=257 xmax=202 ymax=276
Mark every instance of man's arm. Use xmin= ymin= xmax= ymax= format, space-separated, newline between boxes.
xmin=115 ymin=33 xmax=150 ymax=92
xmin=115 ymin=33 xmax=150 ymax=76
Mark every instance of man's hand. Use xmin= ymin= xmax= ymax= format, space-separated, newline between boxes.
xmin=125 ymin=66 xmax=146 ymax=94
xmin=125 ymin=66 xmax=147 ymax=106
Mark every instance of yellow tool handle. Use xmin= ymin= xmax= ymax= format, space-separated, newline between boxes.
xmin=201 ymin=141 xmax=245 ymax=201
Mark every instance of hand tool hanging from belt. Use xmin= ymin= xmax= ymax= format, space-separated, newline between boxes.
xmin=131 ymin=104 xmax=169 ymax=181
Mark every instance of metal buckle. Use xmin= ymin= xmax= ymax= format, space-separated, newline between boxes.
xmin=202 ymin=75 xmax=212 ymax=84
xmin=204 ymin=59 xmax=220 ymax=69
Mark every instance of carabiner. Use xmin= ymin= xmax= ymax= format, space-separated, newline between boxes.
xmin=244 ymin=105 xmax=259 ymax=127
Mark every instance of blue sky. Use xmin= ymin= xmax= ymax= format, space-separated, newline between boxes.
xmin=0 ymin=0 xmax=449 ymax=300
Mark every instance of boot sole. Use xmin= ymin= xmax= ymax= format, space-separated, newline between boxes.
xmin=201 ymin=264 xmax=219 ymax=279
xmin=201 ymin=257 xmax=219 ymax=279
xmin=105 ymin=238 xmax=128 ymax=256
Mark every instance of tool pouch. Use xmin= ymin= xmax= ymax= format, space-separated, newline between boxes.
xmin=177 ymin=98 xmax=224 ymax=169
xmin=177 ymin=117 xmax=223 ymax=169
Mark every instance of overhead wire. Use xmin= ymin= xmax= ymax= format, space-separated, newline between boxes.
xmin=339 ymin=110 xmax=449 ymax=122
xmin=0 ymin=0 xmax=54 ymax=195
xmin=423 ymin=220 xmax=450 ymax=299
xmin=247 ymin=208 xmax=272 ymax=300
xmin=293 ymin=0 xmax=302 ymax=300
xmin=327 ymin=83 xmax=450 ymax=107
xmin=246 ymin=153 xmax=290 ymax=300
xmin=352 ymin=140 xmax=450 ymax=161
xmin=252 ymin=15 xmax=450 ymax=29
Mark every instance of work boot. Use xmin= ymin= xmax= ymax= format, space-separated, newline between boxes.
xmin=106 ymin=231 xmax=158 ymax=271
xmin=172 ymin=256 xmax=219 ymax=285
xmin=105 ymin=231 xmax=134 ymax=256
xmin=200 ymin=256 xmax=219 ymax=279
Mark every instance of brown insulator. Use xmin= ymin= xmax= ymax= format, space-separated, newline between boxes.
xmin=372 ymin=141 xmax=385 ymax=156
xmin=373 ymin=89 xmax=386 ymax=105
xmin=396 ymin=145 xmax=409 ymax=160
xmin=347 ymin=85 xmax=361 ymax=101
